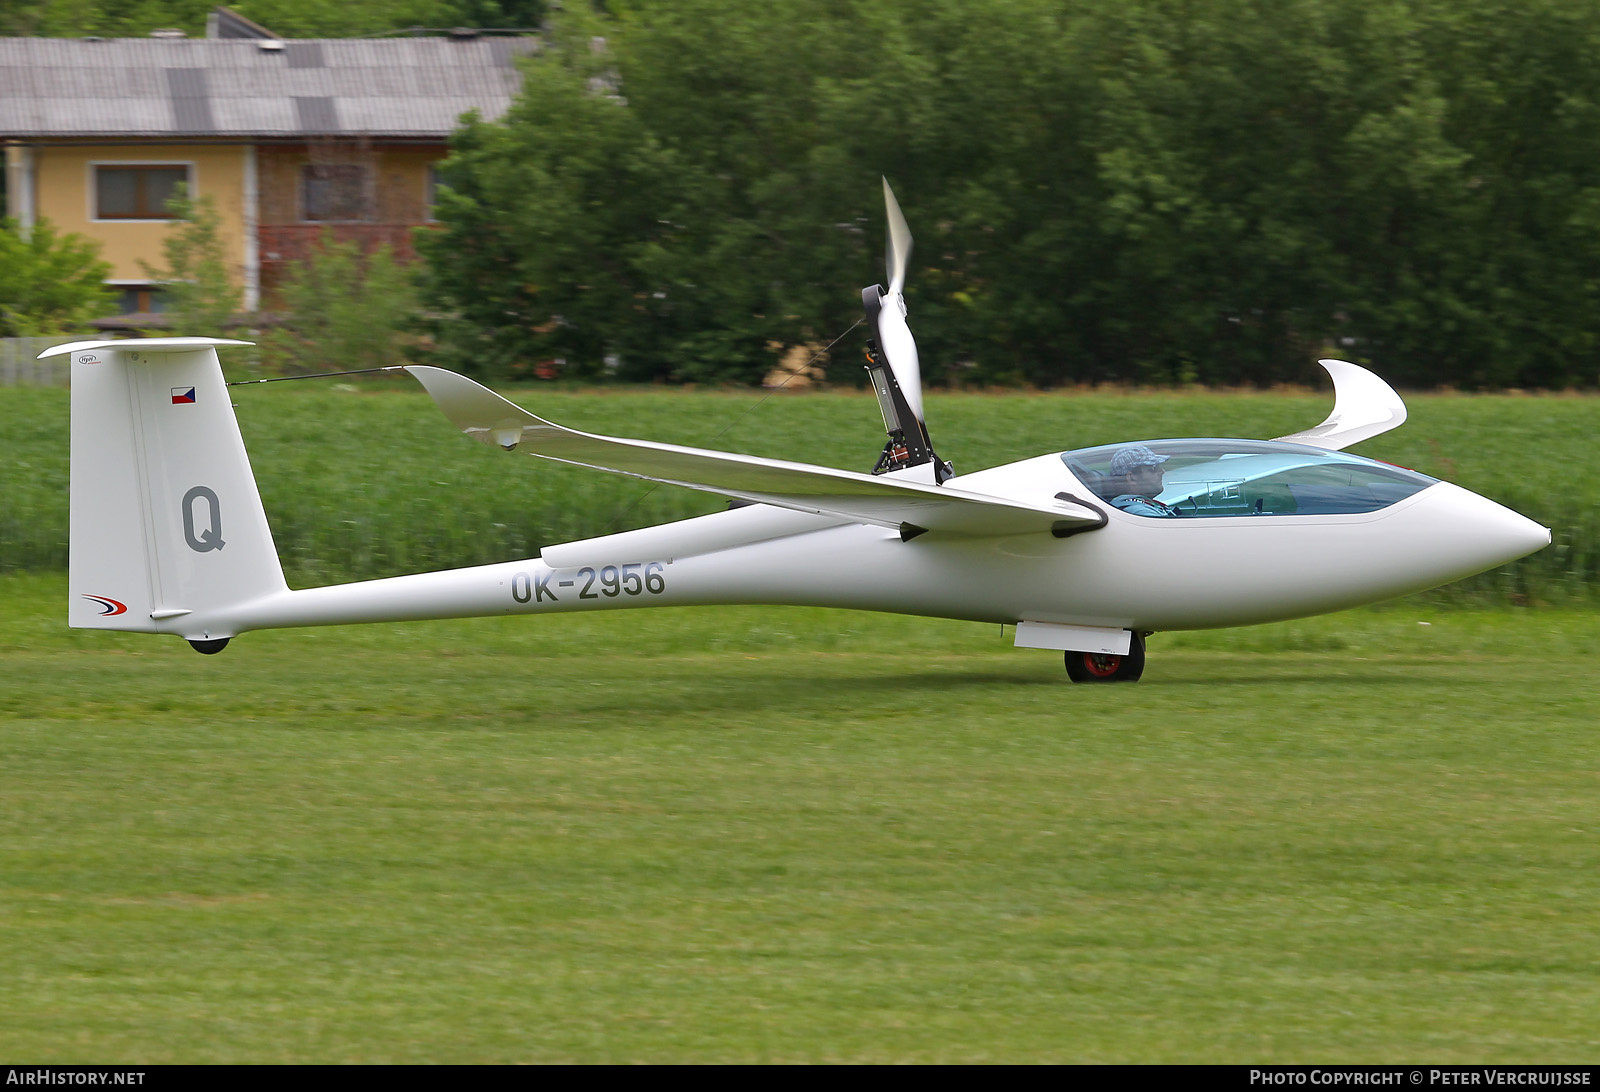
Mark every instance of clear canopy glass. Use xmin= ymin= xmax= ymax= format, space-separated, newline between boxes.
xmin=1060 ymin=439 xmax=1438 ymax=518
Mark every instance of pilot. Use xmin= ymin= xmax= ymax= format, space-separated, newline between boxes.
xmin=1108 ymin=445 xmax=1182 ymax=517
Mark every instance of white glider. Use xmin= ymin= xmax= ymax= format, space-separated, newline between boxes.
xmin=49 ymin=185 xmax=1548 ymax=682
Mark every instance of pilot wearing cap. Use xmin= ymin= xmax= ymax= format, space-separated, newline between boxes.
xmin=1109 ymin=445 xmax=1182 ymax=517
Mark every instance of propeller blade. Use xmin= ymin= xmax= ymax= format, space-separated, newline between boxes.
xmin=875 ymin=287 xmax=925 ymax=426
xmin=874 ymin=178 xmax=924 ymax=427
xmin=883 ymin=177 xmax=913 ymax=298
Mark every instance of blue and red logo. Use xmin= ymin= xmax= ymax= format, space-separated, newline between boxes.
xmin=171 ymin=387 xmax=196 ymax=404
xmin=81 ymin=595 xmax=128 ymax=616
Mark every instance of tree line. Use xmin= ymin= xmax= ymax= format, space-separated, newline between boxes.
xmin=422 ymin=0 xmax=1600 ymax=388
xmin=9 ymin=0 xmax=1600 ymax=388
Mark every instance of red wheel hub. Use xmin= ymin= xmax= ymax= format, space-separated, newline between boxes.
xmin=1083 ymin=652 xmax=1122 ymax=678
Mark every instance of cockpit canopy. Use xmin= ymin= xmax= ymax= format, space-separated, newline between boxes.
xmin=1061 ymin=439 xmax=1438 ymax=518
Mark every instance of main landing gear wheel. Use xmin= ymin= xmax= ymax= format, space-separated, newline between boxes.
xmin=1064 ymin=632 xmax=1145 ymax=683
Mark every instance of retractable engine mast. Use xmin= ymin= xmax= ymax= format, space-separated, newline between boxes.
xmin=860 ymin=292 xmax=954 ymax=482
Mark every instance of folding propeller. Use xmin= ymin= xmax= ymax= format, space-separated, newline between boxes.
xmin=863 ymin=179 xmax=948 ymax=482
xmin=877 ymin=178 xmax=923 ymax=423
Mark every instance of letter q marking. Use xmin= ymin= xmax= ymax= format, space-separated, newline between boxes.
xmin=182 ymin=486 xmax=226 ymax=552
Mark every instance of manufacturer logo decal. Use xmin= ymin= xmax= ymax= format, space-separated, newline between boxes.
xmin=182 ymin=485 xmax=225 ymax=552
xmin=78 ymin=354 xmax=101 ymax=365
xmin=82 ymin=595 xmax=128 ymax=616
xmin=171 ymin=387 xmax=197 ymax=404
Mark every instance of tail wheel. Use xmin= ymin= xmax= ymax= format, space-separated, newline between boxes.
xmin=1064 ymin=632 xmax=1146 ymax=683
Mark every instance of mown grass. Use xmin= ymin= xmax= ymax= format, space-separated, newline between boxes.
xmin=1 ymin=379 xmax=1595 ymax=600
xmin=2 ymin=571 xmax=1598 ymax=1062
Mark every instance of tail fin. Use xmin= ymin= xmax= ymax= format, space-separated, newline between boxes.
xmin=50 ymin=338 xmax=286 ymax=641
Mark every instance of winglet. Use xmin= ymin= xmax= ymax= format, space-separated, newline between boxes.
xmin=1273 ymin=359 xmax=1407 ymax=451
xmin=404 ymin=364 xmax=548 ymax=449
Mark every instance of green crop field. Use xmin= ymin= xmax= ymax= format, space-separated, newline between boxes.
xmin=2 ymin=382 xmax=1597 ymax=1061
xmin=1 ymin=381 xmax=1596 ymax=598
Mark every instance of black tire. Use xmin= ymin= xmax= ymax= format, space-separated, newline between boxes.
xmin=1064 ymin=632 xmax=1145 ymax=683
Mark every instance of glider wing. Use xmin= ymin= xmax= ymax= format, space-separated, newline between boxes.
xmin=405 ymin=366 xmax=1102 ymax=537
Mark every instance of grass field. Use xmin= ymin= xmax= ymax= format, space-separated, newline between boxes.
xmin=3 ymin=571 xmax=1598 ymax=1062
xmin=2 ymin=380 xmax=1596 ymax=1060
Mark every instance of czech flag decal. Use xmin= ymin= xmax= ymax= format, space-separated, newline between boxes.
xmin=82 ymin=595 xmax=128 ymax=616
xmin=171 ymin=387 xmax=197 ymax=404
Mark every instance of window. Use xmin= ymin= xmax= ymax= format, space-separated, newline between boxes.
xmin=1061 ymin=439 xmax=1438 ymax=518
xmin=95 ymin=165 xmax=189 ymax=220
xmin=425 ymin=164 xmax=441 ymax=222
xmin=113 ymin=285 xmax=168 ymax=315
xmin=302 ymin=164 xmax=370 ymax=222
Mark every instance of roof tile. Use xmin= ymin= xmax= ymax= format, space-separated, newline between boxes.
xmin=0 ymin=36 xmax=533 ymax=138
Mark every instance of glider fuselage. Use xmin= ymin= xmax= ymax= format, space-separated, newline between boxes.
xmin=186 ymin=447 xmax=1547 ymax=643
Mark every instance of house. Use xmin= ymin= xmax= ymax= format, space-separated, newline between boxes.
xmin=1 ymin=16 xmax=533 ymax=318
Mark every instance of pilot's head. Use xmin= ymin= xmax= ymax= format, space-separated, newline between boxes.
xmin=1110 ymin=445 xmax=1169 ymax=497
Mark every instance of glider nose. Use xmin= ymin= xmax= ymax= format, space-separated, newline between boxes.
xmin=1425 ymin=482 xmax=1550 ymax=575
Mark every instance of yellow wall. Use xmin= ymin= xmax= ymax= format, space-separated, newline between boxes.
xmin=26 ymin=143 xmax=249 ymax=285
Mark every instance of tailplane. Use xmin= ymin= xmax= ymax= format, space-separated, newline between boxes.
xmin=49 ymin=337 xmax=286 ymax=648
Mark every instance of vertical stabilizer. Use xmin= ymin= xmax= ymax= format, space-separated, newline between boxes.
xmin=49 ymin=338 xmax=286 ymax=636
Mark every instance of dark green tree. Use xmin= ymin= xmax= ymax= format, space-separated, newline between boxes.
xmin=423 ymin=0 xmax=1600 ymax=389
xmin=417 ymin=12 xmax=675 ymax=380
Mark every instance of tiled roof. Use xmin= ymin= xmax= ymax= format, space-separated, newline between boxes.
xmin=0 ymin=35 xmax=535 ymax=139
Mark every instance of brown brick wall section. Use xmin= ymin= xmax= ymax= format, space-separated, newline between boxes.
xmin=256 ymin=141 xmax=445 ymax=300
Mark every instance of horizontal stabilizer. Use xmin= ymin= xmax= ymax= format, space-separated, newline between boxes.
xmin=405 ymin=366 xmax=1103 ymax=538
xmin=39 ymin=336 xmax=254 ymax=360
